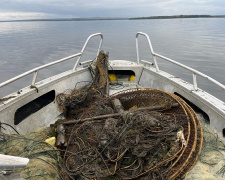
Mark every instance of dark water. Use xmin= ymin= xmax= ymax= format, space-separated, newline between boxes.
xmin=0 ymin=18 xmax=224 ymax=101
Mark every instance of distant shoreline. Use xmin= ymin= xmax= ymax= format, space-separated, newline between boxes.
xmin=1 ymin=15 xmax=225 ymax=22
xmin=130 ymin=15 xmax=225 ymax=20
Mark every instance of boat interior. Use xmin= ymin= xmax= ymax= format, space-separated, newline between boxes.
xmin=0 ymin=32 xmax=224 ymax=139
xmin=0 ymin=32 xmax=225 ymax=180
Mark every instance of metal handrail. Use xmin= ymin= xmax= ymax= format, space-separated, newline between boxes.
xmin=0 ymin=33 xmax=103 ymax=88
xmin=73 ymin=33 xmax=103 ymax=70
xmin=136 ymin=32 xmax=225 ymax=91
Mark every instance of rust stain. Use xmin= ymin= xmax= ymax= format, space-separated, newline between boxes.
xmin=0 ymin=96 xmax=16 ymax=103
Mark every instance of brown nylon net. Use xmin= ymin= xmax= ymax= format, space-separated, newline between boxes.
xmin=55 ymin=51 xmax=203 ymax=180
xmin=0 ymin=51 xmax=212 ymax=180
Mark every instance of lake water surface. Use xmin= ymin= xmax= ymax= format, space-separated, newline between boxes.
xmin=0 ymin=18 xmax=224 ymax=101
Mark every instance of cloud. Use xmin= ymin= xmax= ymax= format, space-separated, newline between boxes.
xmin=0 ymin=12 xmax=54 ymax=21
xmin=0 ymin=0 xmax=225 ymax=20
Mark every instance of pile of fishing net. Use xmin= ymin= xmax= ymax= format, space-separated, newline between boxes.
xmin=56 ymin=50 xmax=109 ymax=120
xmin=0 ymin=50 xmax=110 ymax=180
xmin=53 ymin=50 xmax=203 ymax=179
xmin=56 ymin=88 xmax=203 ymax=180
xmin=0 ymin=50 xmax=205 ymax=180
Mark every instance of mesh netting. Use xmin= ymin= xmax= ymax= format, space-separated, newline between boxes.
xmin=57 ymin=88 xmax=203 ymax=180
xmin=185 ymin=113 xmax=225 ymax=180
xmin=0 ymin=50 xmax=208 ymax=179
xmin=0 ymin=127 xmax=64 ymax=180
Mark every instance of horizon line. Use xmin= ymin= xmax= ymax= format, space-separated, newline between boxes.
xmin=1 ymin=14 xmax=225 ymax=22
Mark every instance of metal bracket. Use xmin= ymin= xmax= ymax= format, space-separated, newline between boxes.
xmin=30 ymin=85 xmax=39 ymax=93
xmin=0 ymin=170 xmax=13 ymax=175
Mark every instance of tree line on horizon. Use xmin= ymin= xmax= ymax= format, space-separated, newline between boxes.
xmin=130 ymin=15 xmax=214 ymax=19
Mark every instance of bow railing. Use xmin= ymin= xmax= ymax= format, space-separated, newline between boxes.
xmin=0 ymin=33 xmax=103 ymax=88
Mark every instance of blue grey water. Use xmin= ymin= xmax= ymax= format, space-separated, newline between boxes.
xmin=0 ymin=18 xmax=224 ymax=101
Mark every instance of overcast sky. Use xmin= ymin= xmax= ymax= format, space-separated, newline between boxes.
xmin=0 ymin=0 xmax=225 ymax=21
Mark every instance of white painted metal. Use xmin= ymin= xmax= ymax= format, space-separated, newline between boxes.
xmin=0 ymin=32 xmax=224 ymax=179
xmin=0 ymin=32 xmax=224 ymax=137
xmin=136 ymin=32 xmax=159 ymax=71
xmin=79 ymin=59 xmax=94 ymax=65
xmin=0 ymin=33 xmax=103 ymax=89
xmin=0 ymin=68 xmax=92 ymax=135
xmin=136 ymin=32 xmax=225 ymax=91
xmin=73 ymin=33 xmax=103 ymax=70
xmin=141 ymin=60 xmax=154 ymax=65
xmin=153 ymin=52 xmax=225 ymax=90
xmin=193 ymin=73 xmax=198 ymax=91
xmin=0 ymin=154 xmax=29 ymax=170
xmin=0 ymin=173 xmax=24 ymax=180
xmin=109 ymin=60 xmax=144 ymax=84
xmin=0 ymin=52 xmax=81 ymax=88
xmin=31 ymin=71 xmax=38 ymax=86
xmin=0 ymin=154 xmax=27 ymax=179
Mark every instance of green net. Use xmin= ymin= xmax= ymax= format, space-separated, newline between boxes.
xmin=185 ymin=113 xmax=225 ymax=180
xmin=0 ymin=127 xmax=63 ymax=180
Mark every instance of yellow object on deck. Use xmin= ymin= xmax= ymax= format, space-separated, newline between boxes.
xmin=45 ymin=137 xmax=56 ymax=147
xmin=108 ymin=73 xmax=117 ymax=81
xmin=129 ymin=75 xmax=135 ymax=81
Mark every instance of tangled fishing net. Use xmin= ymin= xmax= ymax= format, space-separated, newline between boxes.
xmin=56 ymin=87 xmax=203 ymax=180
xmin=0 ymin=127 xmax=63 ymax=180
xmin=53 ymin=51 xmax=203 ymax=179
xmin=0 ymin=51 xmax=206 ymax=179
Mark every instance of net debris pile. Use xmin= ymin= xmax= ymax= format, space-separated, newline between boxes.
xmin=56 ymin=88 xmax=203 ymax=179
xmin=56 ymin=50 xmax=109 ymax=120
xmin=54 ymin=50 xmax=203 ymax=179
xmin=0 ymin=50 xmax=204 ymax=180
